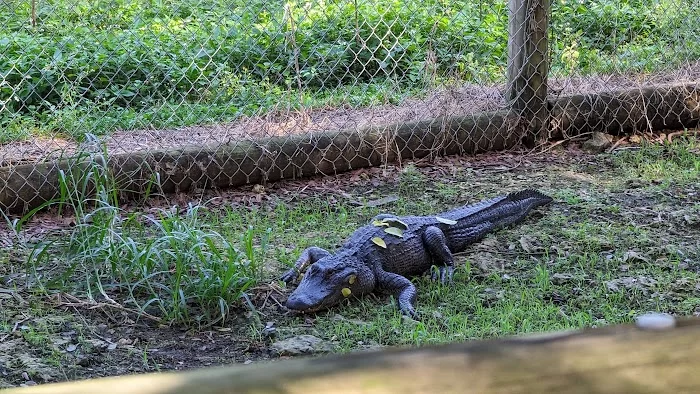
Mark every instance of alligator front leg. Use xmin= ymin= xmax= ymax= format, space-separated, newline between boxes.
xmin=280 ymin=247 xmax=332 ymax=285
xmin=376 ymin=269 xmax=418 ymax=318
xmin=422 ymin=226 xmax=455 ymax=284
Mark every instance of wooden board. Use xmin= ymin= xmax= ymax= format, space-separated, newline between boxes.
xmin=8 ymin=317 xmax=700 ymax=394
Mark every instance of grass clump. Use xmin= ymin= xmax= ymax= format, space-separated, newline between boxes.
xmin=15 ymin=145 xmax=269 ymax=327
xmin=611 ymin=137 xmax=700 ymax=182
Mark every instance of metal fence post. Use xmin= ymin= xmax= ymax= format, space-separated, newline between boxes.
xmin=507 ymin=0 xmax=550 ymax=147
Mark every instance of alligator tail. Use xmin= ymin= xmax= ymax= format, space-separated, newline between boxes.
xmin=455 ymin=189 xmax=553 ymax=228
xmin=491 ymin=189 xmax=553 ymax=227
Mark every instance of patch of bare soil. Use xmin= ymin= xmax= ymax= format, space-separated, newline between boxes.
xmin=0 ymin=300 xmax=274 ymax=388
xmin=1 ymin=62 xmax=698 ymax=166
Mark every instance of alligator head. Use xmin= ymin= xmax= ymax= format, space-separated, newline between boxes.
xmin=286 ymin=255 xmax=374 ymax=313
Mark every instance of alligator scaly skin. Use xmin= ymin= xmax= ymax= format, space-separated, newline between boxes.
xmin=281 ymin=189 xmax=553 ymax=318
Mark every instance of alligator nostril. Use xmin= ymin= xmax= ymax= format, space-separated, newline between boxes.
xmin=286 ymin=294 xmax=309 ymax=310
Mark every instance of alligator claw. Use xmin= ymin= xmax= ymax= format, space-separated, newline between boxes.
xmin=442 ymin=266 xmax=454 ymax=285
xmin=280 ymin=268 xmax=298 ymax=285
xmin=430 ymin=266 xmax=439 ymax=281
xmin=430 ymin=266 xmax=454 ymax=285
xmin=400 ymin=306 xmax=420 ymax=321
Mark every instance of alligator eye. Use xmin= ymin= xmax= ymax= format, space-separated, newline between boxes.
xmin=348 ymin=274 xmax=356 ymax=284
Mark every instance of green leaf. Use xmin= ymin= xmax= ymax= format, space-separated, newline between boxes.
xmin=341 ymin=288 xmax=352 ymax=297
xmin=384 ymin=227 xmax=404 ymax=238
xmin=435 ymin=216 xmax=457 ymax=225
xmin=371 ymin=237 xmax=387 ymax=248
xmin=372 ymin=220 xmax=390 ymax=227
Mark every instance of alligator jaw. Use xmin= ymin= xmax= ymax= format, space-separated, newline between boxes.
xmin=285 ymin=283 xmax=342 ymax=313
xmin=285 ymin=304 xmax=327 ymax=314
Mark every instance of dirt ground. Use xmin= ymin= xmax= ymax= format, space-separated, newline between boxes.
xmin=1 ymin=133 xmax=699 ymax=388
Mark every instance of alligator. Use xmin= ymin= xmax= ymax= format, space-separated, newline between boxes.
xmin=281 ymin=189 xmax=553 ymax=318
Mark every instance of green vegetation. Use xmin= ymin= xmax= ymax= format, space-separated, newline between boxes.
xmin=1 ymin=136 xmax=698 ymax=384
xmin=1 ymin=0 xmax=698 ymax=141
xmin=4 ymin=146 xmax=270 ymax=328
xmin=551 ymin=0 xmax=700 ymax=74
xmin=275 ymin=138 xmax=700 ymax=349
xmin=8 ymin=137 xmax=698 ymax=331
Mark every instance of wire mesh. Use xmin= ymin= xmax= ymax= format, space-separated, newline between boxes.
xmin=0 ymin=0 xmax=699 ymax=211
xmin=547 ymin=0 xmax=700 ymax=137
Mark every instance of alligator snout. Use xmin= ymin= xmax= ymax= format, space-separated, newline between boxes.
xmin=285 ymin=294 xmax=311 ymax=311
xmin=286 ymin=288 xmax=337 ymax=312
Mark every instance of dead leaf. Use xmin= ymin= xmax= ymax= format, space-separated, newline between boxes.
xmin=372 ymin=220 xmax=390 ymax=227
xmin=518 ymin=235 xmax=543 ymax=253
xmin=551 ymin=273 xmax=574 ymax=284
xmin=85 ymin=339 xmax=108 ymax=350
xmin=622 ymin=251 xmax=651 ymax=264
xmin=519 ymin=236 xmax=535 ymax=253
xmin=382 ymin=218 xmax=408 ymax=230
xmin=605 ymin=276 xmax=657 ymax=294
xmin=363 ymin=195 xmax=399 ymax=208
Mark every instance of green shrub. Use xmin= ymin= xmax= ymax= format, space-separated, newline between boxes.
xmin=1 ymin=0 xmax=698 ymax=139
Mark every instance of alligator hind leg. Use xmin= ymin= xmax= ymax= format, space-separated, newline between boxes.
xmin=422 ymin=226 xmax=455 ymax=284
xmin=376 ymin=269 xmax=418 ymax=318
xmin=280 ymin=247 xmax=332 ymax=285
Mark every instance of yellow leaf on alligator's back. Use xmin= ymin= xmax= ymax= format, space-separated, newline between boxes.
xmin=341 ymin=288 xmax=352 ymax=297
xmin=384 ymin=227 xmax=404 ymax=238
xmin=382 ymin=218 xmax=408 ymax=230
xmin=436 ymin=216 xmax=457 ymax=225
xmin=371 ymin=237 xmax=387 ymax=248
xmin=372 ymin=220 xmax=390 ymax=227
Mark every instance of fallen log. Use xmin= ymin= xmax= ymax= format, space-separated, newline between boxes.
xmin=0 ymin=110 xmax=524 ymax=214
xmin=549 ymin=83 xmax=700 ymax=138
xmin=1 ymin=83 xmax=698 ymax=215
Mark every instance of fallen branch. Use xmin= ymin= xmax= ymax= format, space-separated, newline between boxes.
xmin=57 ymin=293 xmax=163 ymax=323
xmin=667 ymin=129 xmax=700 ymax=142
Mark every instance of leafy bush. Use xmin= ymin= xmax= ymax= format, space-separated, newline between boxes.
xmin=550 ymin=0 xmax=699 ymax=74
xmin=1 ymin=0 xmax=509 ymax=113
xmin=1 ymin=0 xmax=698 ymax=139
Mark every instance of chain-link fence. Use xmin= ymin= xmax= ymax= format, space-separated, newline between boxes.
xmin=1 ymin=0 xmax=699 ymax=212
